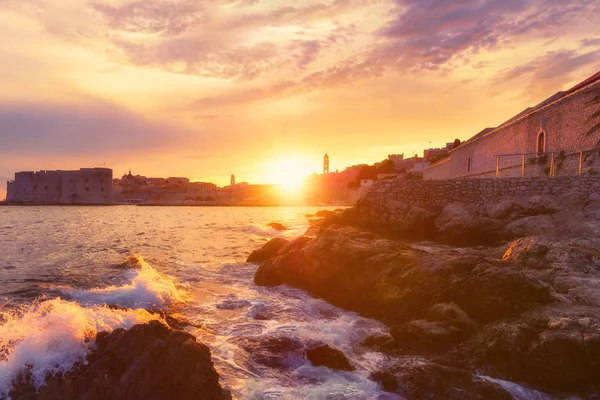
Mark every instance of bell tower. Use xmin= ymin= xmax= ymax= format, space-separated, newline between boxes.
xmin=230 ymin=174 xmax=236 ymax=186
xmin=323 ymin=153 xmax=329 ymax=174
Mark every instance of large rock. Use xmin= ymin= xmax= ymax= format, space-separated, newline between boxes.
xmin=434 ymin=202 xmax=505 ymax=245
xmin=255 ymin=226 xmax=552 ymax=327
xmin=231 ymin=336 xmax=304 ymax=372
xmin=468 ymin=312 xmax=600 ymax=394
xmin=10 ymin=321 xmax=231 ymax=400
xmin=305 ymin=345 xmax=355 ymax=371
xmin=370 ymin=358 xmax=513 ymax=400
xmin=246 ymin=237 xmax=289 ymax=263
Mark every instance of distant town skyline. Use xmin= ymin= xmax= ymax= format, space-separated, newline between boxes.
xmin=1 ymin=0 xmax=599 ymax=200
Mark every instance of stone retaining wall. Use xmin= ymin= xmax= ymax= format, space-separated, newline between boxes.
xmin=364 ymin=176 xmax=600 ymax=210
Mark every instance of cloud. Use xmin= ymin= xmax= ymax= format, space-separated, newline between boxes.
xmin=89 ymin=0 xmax=207 ymax=35
xmin=493 ymin=48 xmax=600 ymax=99
xmin=374 ymin=0 xmax=600 ymax=71
xmin=0 ymin=98 xmax=190 ymax=155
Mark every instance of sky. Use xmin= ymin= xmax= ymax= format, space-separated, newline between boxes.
xmin=1 ymin=0 xmax=599 ymax=199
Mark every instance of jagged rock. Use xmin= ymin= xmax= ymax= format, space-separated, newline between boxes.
xmin=305 ymin=345 xmax=355 ymax=371
xmin=231 ymin=336 xmax=304 ymax=371
xmin=467 ymin=311 xmax=600 ymax=394
xmin=370 ymin=358 xmax=513 ymax=400
xmin=391 ymin=320 xmax=463 ymax=352
xmin=502 ymin=236 xmax=552 ymax=267
xmin=502 ymin=215 xmax=555 ymax=239
xmin=255 ymin=226 xmax=552 ymax=327
xmin=316 ymin=210 xmax=334 ymax=218
xmin=267 ymin=222 xmax=289 ymax=231
xmin=434 ymin=202 xmax=504 ymax=245
xmin=10 ymin=321 xmax=231 ymax=400
xmin=246 ymin=237 xmax=289 ymax=263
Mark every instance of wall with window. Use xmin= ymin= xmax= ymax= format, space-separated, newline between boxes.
xmin=425 ymin=81 xmax=600 ymax=180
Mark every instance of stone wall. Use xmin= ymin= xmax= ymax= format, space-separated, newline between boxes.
xmin=363 ymin=176 xmax=600 ymax=211
xmin=7 ymin=168 xmax=114 ymax=204
xmin=425 ymin=77 xmax=600 ymax=180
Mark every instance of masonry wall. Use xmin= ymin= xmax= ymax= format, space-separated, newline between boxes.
xmin=7 ymin=168 xmax=113 ymax=204
xmin=364 ymin=176 xmax=600 ymax=210
xmin=425 ymin=82 xmax=600 ymax=180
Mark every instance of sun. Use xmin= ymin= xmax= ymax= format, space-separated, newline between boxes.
xmin=264 ymin=156 xmax=313 ymax=195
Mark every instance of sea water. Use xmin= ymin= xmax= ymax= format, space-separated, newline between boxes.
xmin=0 ymin=206 xmax=555 ymax=399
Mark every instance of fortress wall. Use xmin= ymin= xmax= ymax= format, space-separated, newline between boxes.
xmin=7 ymin=168 xmax=113 ymax=204
xmin=425 ymin=82 xmax=600 ymax=180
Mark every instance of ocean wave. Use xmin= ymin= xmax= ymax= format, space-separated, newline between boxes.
xmin=0 ymin=298 xmax=160 ymax=397
xmin=62 ymin=255 xmax=187 ymax=310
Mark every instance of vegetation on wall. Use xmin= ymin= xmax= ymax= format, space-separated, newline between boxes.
xmin=586 ymin=86 xmax=600 ymax=136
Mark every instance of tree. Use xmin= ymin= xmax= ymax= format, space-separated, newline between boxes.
xmin=586 ymin=86 xmax=600 ymax=137
xmin=452 ymin=138 xmax=461 ymax=148
xmin=378 ymin=159 xmax=396 ymax=173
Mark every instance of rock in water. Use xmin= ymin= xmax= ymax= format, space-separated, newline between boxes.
xmin=267 ymin=222 xmax=289 ymax=231
xmin=306 ymin=345 xmax=355 ymax=371
xmin=10 ymin=321 xmax=231 ymax=400
xmin=315 ymin=210 xmax=334 ymax=218
xmin=246 ymin=237 xmax=289 ymax=263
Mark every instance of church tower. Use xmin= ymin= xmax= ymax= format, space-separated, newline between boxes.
xmin=323 ymin=153 xmax=330 ymax=174
xmin=230 ymin=174 xmax=236 ymax=186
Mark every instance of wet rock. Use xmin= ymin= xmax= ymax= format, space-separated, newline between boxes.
xmin=10 ymin=321 xmax=231 ymax=400
xmin=316 ymin=210 xmax=334 ymax=218
xmin=232 ymin=336 xmax=304 ymax=371
xmin=267 ymin=222 xmax=289 ymax=231
xmin=502 ymin=236 xmax=552 ymax=267
xmin=275 ymin=236 xmax=314 ymax=254
xmin=246 ymin=237 xmax=289 ymax=263
xmin=391 ymin=320 xmax=463 ymax=352
xmin=360 ymin=334 xmax=398 ymax=351
xmin=305 ymin=345 xmax=355 ymax=371
xmin=370 ymin=358 xmax=513 ymax=400
xmin=524 ymin=330 xmax=591 ymax=391
xmin=468 ymin=311 xmax=600 ymax=394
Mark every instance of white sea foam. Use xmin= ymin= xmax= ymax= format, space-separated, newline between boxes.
xmin=0 ymin=298 xmax=160 ymax=397
xmin=478 ymin=375 xmax=563 ymax=400
xmin=63 ymin=255 xmax=187 ymax=309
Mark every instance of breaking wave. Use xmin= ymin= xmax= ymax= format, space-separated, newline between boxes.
xmin=0 ymin=298 xmax=160 ymax=397
xmin=62 ymin=255 xmax=187 ymax=309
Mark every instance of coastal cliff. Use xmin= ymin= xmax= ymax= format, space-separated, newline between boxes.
xmin=251 ymin=177 xmax=600 ymax=398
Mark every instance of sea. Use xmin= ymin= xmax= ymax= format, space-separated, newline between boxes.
xmin=0 ymin=206 xmax=556 ymax=399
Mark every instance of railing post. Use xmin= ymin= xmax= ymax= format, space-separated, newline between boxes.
xmin=496 ymin=156 xmax=499 ymax=178
xmin=579 ymin=151 xmax=583 ymax=175
xmin=521 ymin=154 xmax=525 ymax=177
xmin=550 ymin=152 xmax=555 ymax=177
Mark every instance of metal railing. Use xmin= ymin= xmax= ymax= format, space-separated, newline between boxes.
xmin=492 ymin=148 xmax=598 ymax=178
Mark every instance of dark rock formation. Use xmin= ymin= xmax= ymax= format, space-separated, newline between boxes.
xmin=246 ymin=237 xmax=289 ymax=263
xmin=10 ymin=321 xmax=231 ymax=400
xmin=267 ymin=222 xmax=289 ymax=231
xmin=370 ymin=358 xmax=513 ymax=399
xmin=231 ymin=336 xmax=304 ymax=371
xmin=315 ymin=210 xmax=334 ymax=218
xmin=337 ymin=193 xmax=598 ymax=245
xmin=253 ymin=223 xmax=600 ymax=396
xmin=305 ymin=345 xmax=355 ymax=371
xmin=255 ymin=226 xmax=552 ymax=328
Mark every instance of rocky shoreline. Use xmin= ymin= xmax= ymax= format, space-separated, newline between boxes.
xmin=249 ymin=193 xmax=600 ymax=398
xmin=9 ymin=321 xmax=232 ymax=400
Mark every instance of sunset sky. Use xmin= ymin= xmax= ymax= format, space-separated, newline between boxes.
xmin=1 ymin=0 xmax=599 ymax=199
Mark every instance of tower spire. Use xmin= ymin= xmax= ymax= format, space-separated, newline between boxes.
xmin=323 ymin=153 xmax=330 ymax=174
